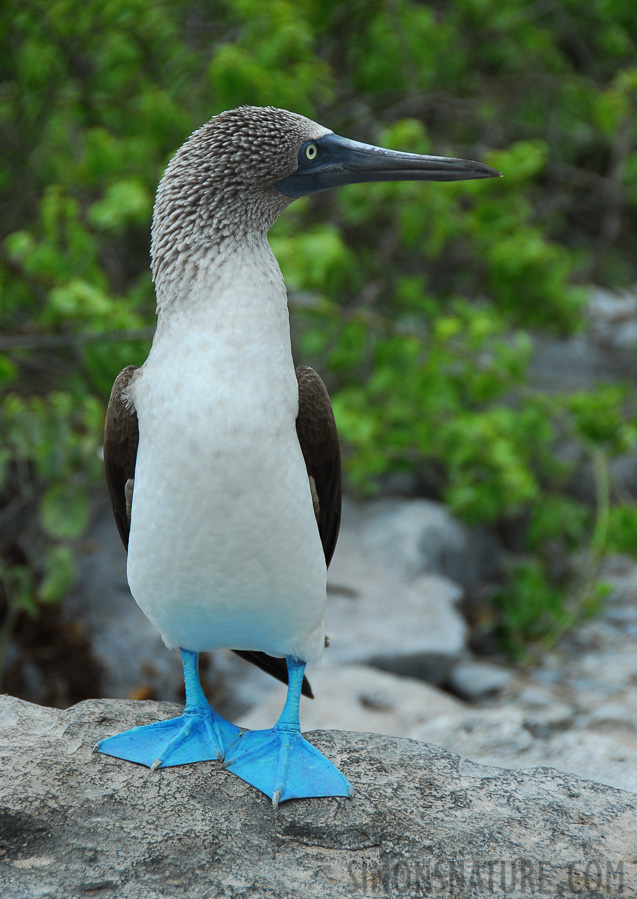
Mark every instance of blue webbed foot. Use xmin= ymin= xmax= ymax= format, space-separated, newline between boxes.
xmin=96 ymin=706 xmax=240 ymax=769
xmin=224 ymin=657 xmax=353 ymax=805
xmin=95 ymin=649 xmax=240 ymax=769
xmin=224 ymin=724 xmax=353 ymax=805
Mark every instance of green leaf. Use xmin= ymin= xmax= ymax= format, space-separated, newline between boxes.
xmin=40 ymin=485 xmax=90 ymax=540
xmin=88 ymin=179 xmax=152 ymax=231
xmin=38 ymin=545 xmax=75 ymax=604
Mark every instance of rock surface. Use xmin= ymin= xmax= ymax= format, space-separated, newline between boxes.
xmin=326 ymin=500 xmax=469 ymax=684
xmin=1 ymin=695 xmax=635 ymax=899
xmin=448 ymin=660 xmax=512 ymax=701
xmin=410 ymin=555 xmax=637 ymax=795
xmin=412 ymin=708 xmax=637 ymax=795
xmin=237 ymin=664 xmax=466 ymax=735
xmin=325 ymin=567 xmax=465 ymax=685
xmin=341 ymin=498 xmax=499 ymax=593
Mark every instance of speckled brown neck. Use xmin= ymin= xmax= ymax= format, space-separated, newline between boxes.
xmin=150 ymin=106 xmax=330 ymax=308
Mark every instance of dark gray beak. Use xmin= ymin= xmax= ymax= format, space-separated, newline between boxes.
xmin=276 ymin=133 xmax=501 ymax=198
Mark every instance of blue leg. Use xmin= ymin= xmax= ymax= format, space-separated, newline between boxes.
xmin=224 ymin=657 xmax=353 ymax=806
xmin=95 ymin=649 xmax=240 ymax=769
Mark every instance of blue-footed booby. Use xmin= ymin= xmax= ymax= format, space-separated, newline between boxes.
xmin=96 ymin=106 xmax=500 ymax=805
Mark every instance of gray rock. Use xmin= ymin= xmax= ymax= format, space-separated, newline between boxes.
xmin=448 ymin=660 xmax=512 ymax=701
xmin=529 ymin=334 xmax=633 ymax=392
xmin=514 ymin=685 xmax=562 ymax=709
xmin=424 ymin=554 xmax=637 ymax=799
xmin=411 ymin=706 xmax=637 ymax=795
xmin=344 ymin=497 xmax=499 ymax=593
xmin=521 ymin=702 xmax=575 ymax=738
xmin=327 ymin=521 xmax=466 ymax=683
xmin=588 ymin=285 xmax=637 ymax=352
xmin=527 ymin=311 xmax=637 ymax=499
xmin=236 ymin=664 xmax=465 ymax=736
xmin=1 ymin=695 xmax=635 ymax=899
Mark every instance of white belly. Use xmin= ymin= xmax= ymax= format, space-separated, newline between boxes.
xmin=126 ymin=346 xmax=327 ymax=663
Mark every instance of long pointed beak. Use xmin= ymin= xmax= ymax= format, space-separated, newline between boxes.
xmin=276 ymin=133 xmax=501 ymax=198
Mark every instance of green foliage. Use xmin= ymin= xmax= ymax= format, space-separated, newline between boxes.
xmin=2 ymin=0 xmax=637 ymax=665
xmin=0 ymin=392 xmax=102 ymax=669
xmin=607 ymin=504 xmax=637 ymax=554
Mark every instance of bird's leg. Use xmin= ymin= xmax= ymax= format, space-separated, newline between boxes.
xmin=95 ymin=648 xmax=240 ymax=769
xmin=274 ymin=656 xmax=304 ymax=730
xmin=270 ymin=659 xmax=308 ymax=806
xmin=223 ymin=657 xmax=353 ymax=806
xmin=181 ymin=649 xmax=236 ymax=749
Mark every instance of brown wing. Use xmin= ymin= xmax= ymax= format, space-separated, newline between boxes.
xmin=295 ymin=365 xmax=342 ymax=567
xmin=104 ymin=365 xmax=139 ymax=548
xmin=103 ymin=364 xmax=313 ymax=698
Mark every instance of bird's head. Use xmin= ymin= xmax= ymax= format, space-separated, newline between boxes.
xmin=151 ymin=105 xmax=500 ymax=285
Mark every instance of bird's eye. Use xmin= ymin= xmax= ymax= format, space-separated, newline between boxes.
xmin=305 ymin=142 xmax=318 ymax=161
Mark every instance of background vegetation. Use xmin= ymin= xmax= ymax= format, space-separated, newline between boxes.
xmin=2 ymin=0 xmax=637 ymax=686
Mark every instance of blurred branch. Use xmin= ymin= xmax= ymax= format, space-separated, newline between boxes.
xmin=546 ymin=160 xmax=627 ymax=193
xmin=593 ymin=114 xmax=636 ymax=268
xmin=0 ymin=327 xmax=155 ymax=352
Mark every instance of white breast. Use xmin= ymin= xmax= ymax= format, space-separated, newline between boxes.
xmin=126 ymin=242 xmax=327 ymax=663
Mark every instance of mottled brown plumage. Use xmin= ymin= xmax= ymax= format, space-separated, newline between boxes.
xmin=104 ymin=362 xmax=341 ymax=699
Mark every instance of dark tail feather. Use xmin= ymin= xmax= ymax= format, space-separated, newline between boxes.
xmin=231 ymin=650 xmax=314 ymax=699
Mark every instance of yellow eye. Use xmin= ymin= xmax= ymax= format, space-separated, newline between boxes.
xmin=305 ymin=142 xmax=318 ymax=160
